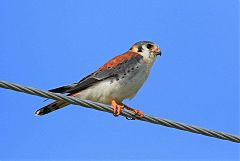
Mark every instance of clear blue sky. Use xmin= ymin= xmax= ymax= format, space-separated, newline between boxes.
xmin=0 ymin=0 xmax=239 ymax=160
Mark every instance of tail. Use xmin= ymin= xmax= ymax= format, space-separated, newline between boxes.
xmin=35 ymin=100 xmax=69 ymax=116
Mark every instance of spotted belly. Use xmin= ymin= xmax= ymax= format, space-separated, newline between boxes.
xmin=75 ymin=63 xmax=150 ymax=104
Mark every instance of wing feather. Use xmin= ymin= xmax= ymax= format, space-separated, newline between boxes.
xmin=50 ymin=51 xmax=143 ymax=94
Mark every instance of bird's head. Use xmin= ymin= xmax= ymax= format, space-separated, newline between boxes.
xmin=129 ymin=41 xmax=161 ymax=64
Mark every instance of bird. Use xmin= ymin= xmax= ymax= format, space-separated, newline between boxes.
xmin=35 ymin=41 xmax=162 ymax=119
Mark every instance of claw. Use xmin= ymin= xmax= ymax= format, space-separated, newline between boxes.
xmin=111 ymin=100 xmax=124 ymax=116
xmin=111 ymin=101 xmax=144 ymax=119
xmin=133 ymin=109 xmax=144 ymax=119
xmin=124 ymin=104 xmax=144 ymax=120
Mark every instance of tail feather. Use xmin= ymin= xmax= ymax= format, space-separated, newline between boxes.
xmin=35 ymin=100 xmax=69 ymax=116
xmin=49 ymin=83 xmax=78 ymax=93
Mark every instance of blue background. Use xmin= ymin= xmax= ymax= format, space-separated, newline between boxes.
xmin=0 ymin=0 xmax=239 ymax=160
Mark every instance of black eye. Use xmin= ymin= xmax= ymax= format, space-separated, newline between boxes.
xmin=137 ymin=46 xmax=143 ymax=52
xmin=146 ymin=44 xmax=153 ymax=49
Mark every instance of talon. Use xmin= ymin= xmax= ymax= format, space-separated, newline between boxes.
xmin=133 ymin=109 xmax=144 ymax=119
xmin=111 ymin=100 xmax=124 ymax=116
xmin=124 ymin=104 xmax=144 ymax=120
xmin=125 ymin=117 xmax=135 ymax=120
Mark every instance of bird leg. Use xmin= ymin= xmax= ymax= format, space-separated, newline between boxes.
xmin=111 ymin=100 xmax=144 ymax=119
xmin=122 ymin=103 xmax=144 ymax=120
xmin=111 ymin=100 xmax=124 ymax=116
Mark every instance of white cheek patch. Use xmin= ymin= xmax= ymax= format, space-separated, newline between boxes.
xmin=138 ymin=46 xmax=156 ymax=65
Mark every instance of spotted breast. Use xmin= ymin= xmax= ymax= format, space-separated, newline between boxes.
xmin=73 ymin=51 xmax=150 ymax=104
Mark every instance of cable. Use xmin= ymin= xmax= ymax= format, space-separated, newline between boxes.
xmin=0 ymin=80 xmax=239 ymax=143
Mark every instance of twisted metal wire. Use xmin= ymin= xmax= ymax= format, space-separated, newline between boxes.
xmin=0 ymin=80 xmax=239 ymax=143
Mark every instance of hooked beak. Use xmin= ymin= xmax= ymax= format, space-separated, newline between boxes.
xmin=152 ymin=45 xmax=161 ymax=56
xmin=156 ymin=51 xmax=162 ymax=56
xmin=152 ymin=46 xmax=161 ymax=56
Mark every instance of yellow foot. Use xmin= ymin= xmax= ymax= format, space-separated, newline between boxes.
xmin=133 ymin=109 xmax=144 ymax=119
xmin=111 ymin=100 xmax=124 ymax=116
xmin=125 ymin=105 xmax=144 ymax=120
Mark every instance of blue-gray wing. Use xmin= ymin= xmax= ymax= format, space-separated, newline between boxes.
xmin=49 ymin=52 xmax=143 ymax=94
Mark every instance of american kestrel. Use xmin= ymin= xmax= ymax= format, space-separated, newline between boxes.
xmin=35 ymin=41 xmax=162 ymax=119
